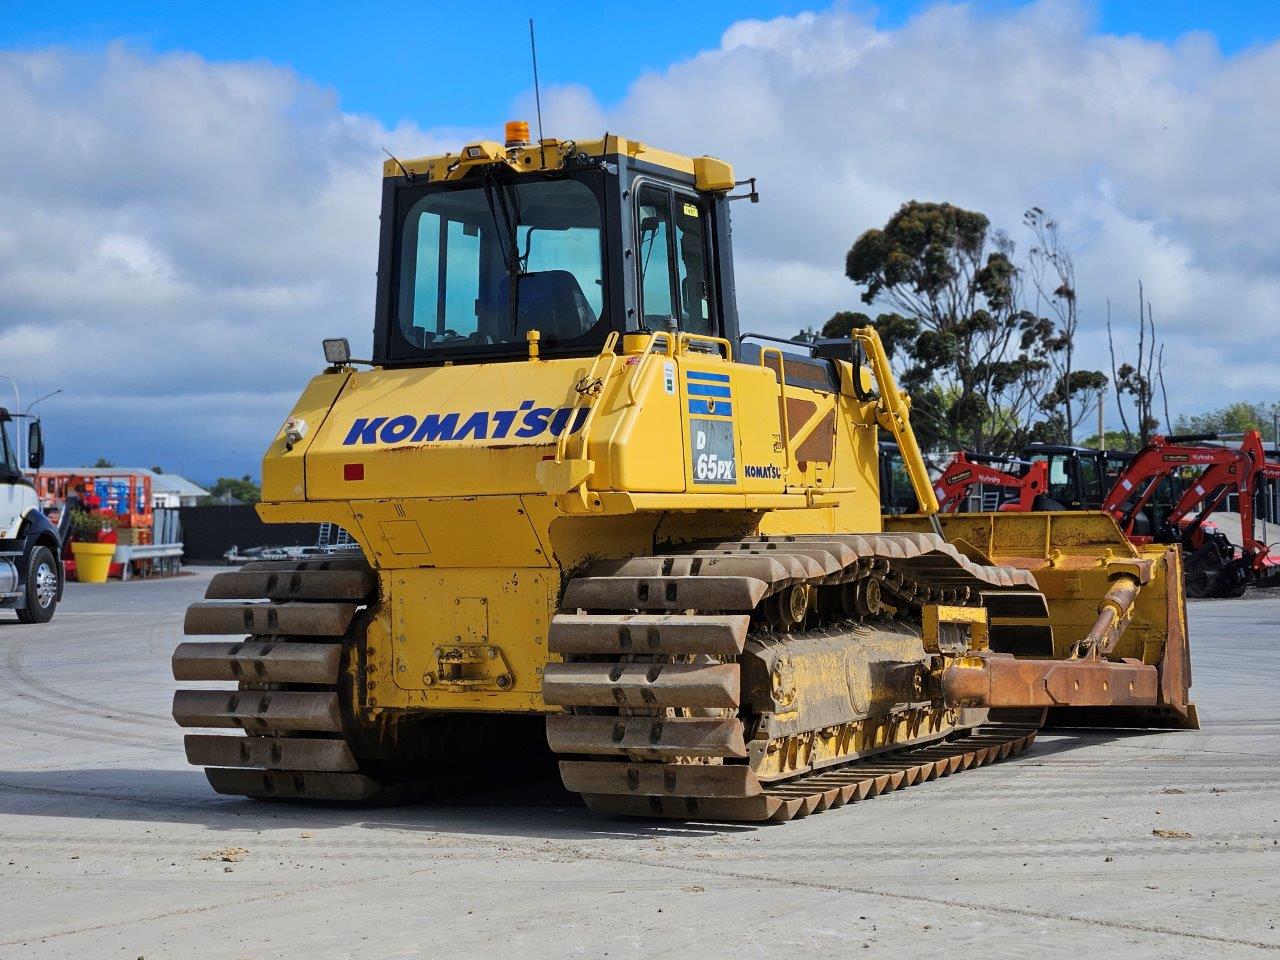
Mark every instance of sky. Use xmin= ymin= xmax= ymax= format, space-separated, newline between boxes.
xmin=1 ymin=1 xmax=1278 ymax=481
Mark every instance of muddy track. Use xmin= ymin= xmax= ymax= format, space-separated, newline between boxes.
xmin=544 ymin=533 xmax=1050 ymax=822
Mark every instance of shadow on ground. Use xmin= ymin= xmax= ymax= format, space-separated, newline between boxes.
xmin=0 ymin=728 xmax=1172 ymax=841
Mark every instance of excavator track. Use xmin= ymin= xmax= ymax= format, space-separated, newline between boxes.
xmin=544 ymin=533 xmax=1049 ymax=823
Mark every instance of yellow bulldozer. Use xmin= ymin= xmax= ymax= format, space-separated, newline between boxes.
xmin=172 ymin=122 xmax=1196 ymax=822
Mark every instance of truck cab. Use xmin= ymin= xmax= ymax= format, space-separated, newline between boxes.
xmin=0 ymin=409 xmax=62 ymax=623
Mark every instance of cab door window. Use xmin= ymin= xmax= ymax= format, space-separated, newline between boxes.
xmin=636 ymin=184 xmax=676 ymax=326
xmin=635 ymin=182 xmax=714 ymax=334
xmin=673 ymin=196 xmax=711 ymax=334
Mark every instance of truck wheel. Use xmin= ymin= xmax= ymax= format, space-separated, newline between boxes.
xmin=16 ymin=546 xmax=59 ymax=624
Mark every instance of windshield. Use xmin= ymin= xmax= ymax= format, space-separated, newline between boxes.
xmin=396 ymin=175 xmax=605 ymax=353
xmin=0 ymin=419 xmax=17 ymax=476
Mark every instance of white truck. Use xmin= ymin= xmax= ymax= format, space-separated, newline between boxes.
xmin=0 ymin=408 xmax=61 ymax=623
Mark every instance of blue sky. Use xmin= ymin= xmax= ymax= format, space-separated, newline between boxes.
xmin=4 ymin=1 xmax=1277 ymax=129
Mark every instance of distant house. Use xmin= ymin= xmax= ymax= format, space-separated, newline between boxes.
xmin=40 ymin=467 xmax=211 ymax=508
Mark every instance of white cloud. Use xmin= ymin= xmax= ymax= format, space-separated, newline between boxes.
xmin=2 ymin=4 xmax=1279 ymax=479
xmin=535 ymin=0 xmax=1280 ymax=429
xmin=0 ymin=43 xmax=476 ymax=477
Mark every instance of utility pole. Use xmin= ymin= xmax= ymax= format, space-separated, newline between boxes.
xmin=1097 ymin=385 xmax=1106 ymax=452
xmin=24 ymin=389 xmax=62 ymax=475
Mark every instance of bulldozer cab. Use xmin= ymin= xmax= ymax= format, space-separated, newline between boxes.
xmin=371 ymin=131 xmax=740 ymax=367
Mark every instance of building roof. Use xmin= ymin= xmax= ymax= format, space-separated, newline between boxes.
xmin=39 ymin=467 xmax=210 ymax=498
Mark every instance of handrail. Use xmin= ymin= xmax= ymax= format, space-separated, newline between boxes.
xmin=678 ymin=332 xmax=733 ymax=361
xmin=851 ymin=326 xmax=940 ymax=516
xmin=557 ymin=331 xmax=620 ymax=467
xmin=625 ymin=332 xmax=674 ymax=405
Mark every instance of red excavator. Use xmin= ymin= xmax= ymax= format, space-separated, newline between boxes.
xmin=932 ymin=451 xmax=1050 ymax=513
xmin=935 ymin=432 xmax=1280 ymax=597
xmin=1102 ymin=431 xmax=1280 ymax=597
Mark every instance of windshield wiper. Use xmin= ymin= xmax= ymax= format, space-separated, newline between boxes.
xmin=481 ymin=170 xmax=523 ymax=335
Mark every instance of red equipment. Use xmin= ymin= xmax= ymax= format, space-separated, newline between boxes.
xmin=1107 ymin=431 xmax=1280 ymax=596
xmin=934 ymin=451 xmax=1049 ymax=514
xmin=35 ymin=471 xmax=155 ymax=580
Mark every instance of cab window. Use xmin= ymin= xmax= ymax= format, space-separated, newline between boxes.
xmin=636 ymin=184 xmax=675 ymax=325
xmin=1046 ymin=455 xmax=1075 ymax=502
xmin=635 ymin=182 xmax=714 ymax=334
xmin=1078 ymin=455 xmax=1104 ymax=504
xmin=0 ymin=418 xmax=18 ymax=477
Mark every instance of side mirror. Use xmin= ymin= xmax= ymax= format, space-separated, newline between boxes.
xmin=27 ymin=421 xmax=44 ymax=470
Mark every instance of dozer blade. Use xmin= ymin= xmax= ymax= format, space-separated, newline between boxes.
xmin=545 ymin=715 xmax=747 ymax=758
xmin=172 ymin=641 xmax=342 ymax=684
xmin=172 ymin=690 xmax=343 ymax=732
xmin=562 ymin=576 xmax=771 ymax=612
xmin=184 ymin=734 xmax=358 ymax=772
xmin=205 ymin=568 xmax=375 ymax=602
xmin=547 ymin=613 xmax=749 ymax=656
xmin=542 ymin=662 xmax=740 ymax=708
xmin=184 ymin=601 xmax=356 ymax=637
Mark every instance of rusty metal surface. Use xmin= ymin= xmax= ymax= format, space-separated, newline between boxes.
xmin=739 ymin=622 xmax=927 ymax=737
xmin=559 ymin=760 xmax=763 ymax=798
xmin=240 ymin=556 xmax=370 ymax=573
xmin=562 ymin=575 xmax=771 ymax=611
xmin=542 ymin=662 xmax=740 ymax=708
xmin=941 ymin=654 xmax=1160 ymax=709
xmin=205 ymin=568 xmax=374 ymax=602
xmin=581 ymin=721 xmax=1037 ymax=822
xmin=183 ymin=601 xmax=356 ymax=637
xmin=545 ymin=715 xmax=747 ymax=758
xmin=184 ymin=734 xmax=358 ymax=772
xmin=171 ymin=690 xmax=344 ymax=732
xmin=204 ymin=767 xmax=389 ymax=802
xmin=547 ymin=613 xmax=749 ymax=655
xmin=172 ymin=641 xmax=342 ymax=684
xmin=548 ymin=535 xmax=1056 ymax=822
xmin=1077 ymin=574 xmax=1142 ymax=657
xmin=587 ymin=555 xmax=793 ymax=587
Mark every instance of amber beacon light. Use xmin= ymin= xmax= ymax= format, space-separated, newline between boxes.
xmin=505 ymin=120 xmax=532 ymax=147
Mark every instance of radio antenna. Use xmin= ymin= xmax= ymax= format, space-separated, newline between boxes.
xmin=529 ymin=18 xmax=546 ymax=167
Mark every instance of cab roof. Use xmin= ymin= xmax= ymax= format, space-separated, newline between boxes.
xmin=383 ymin=132 xmax=735 ymax=191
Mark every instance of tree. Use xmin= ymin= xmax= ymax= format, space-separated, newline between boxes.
xmin=93 ymin=457 xmax=114 ymax=468
xmin=208 ymin=475 xmax=261 ymax=504
xmin=1175 ymin=401 xmax=1280 ymax=442
xmin=1107 ymin=282 xmax=1165 ymax=449
xmin=845 ymin=201 xmax=1063 ymax=454
xmin=1024 ymin=208 xmax=1107 ymax=443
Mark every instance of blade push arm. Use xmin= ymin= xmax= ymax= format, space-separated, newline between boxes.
xmin=851 ymin=327 xmax=939 ymax=516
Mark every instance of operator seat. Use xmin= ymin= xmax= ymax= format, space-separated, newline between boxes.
xmin=516 ymin=270 xmax=597 ymax=341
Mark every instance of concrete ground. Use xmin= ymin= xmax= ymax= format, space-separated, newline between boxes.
xmin=0 ymin=569 xmax=1276 ymax=960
